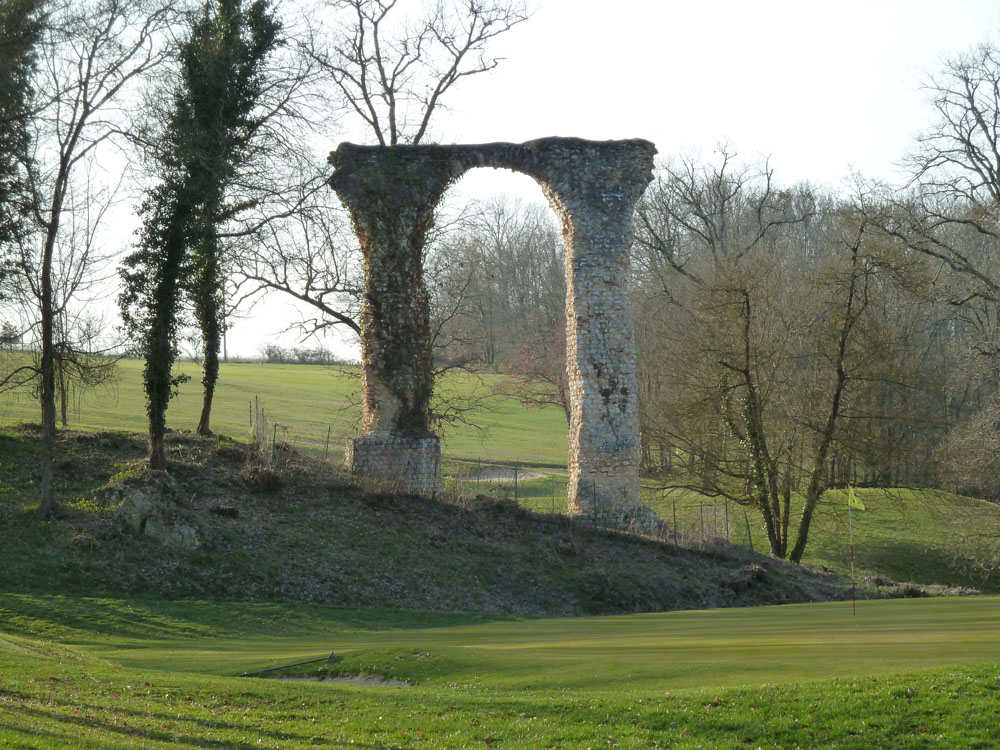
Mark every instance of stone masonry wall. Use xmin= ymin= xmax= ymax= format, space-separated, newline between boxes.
xmin=329 ymin=138 xmax=655 ymax=518
xmin=346 ymin=434 xmax=442 ymax=496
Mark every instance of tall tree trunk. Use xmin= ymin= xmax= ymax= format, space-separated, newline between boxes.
xmin=58 ymin=346 xmax=67 ymax=427
xmin=789 ymin=231 xmax=863 ymax=564
xmin=195 ymin=236 xmax=221 ymax=437
xmin=38 ymin=232 xmax=57 ymax=519
xmin=146 ymin=317 xmax=172 ymax=470
xmin=144 ymin=232 xmax=187 ymax=470
xmin=734 ymin=289 xmax=785 ymax=559
xmin=197 ymin=344 xmax=218 ymax=436
xmin=148 ymin=424 xmax=167 ymax=469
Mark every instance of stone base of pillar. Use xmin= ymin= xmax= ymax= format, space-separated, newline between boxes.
xmin=346 ymin=432 xmax=442 ymax=496
xmin=567 ymin=474 xmax=660 ymax=535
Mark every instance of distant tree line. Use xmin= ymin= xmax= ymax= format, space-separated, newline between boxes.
xmin=258 ymin=343 xmax=343 ymax=366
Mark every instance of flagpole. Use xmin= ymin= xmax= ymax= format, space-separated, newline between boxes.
xmin=849 ymin=501 xmax=856 ymax=617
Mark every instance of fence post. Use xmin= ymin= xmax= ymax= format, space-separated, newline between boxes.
xmin=744 ymin=511 xmax=755 ymax=556
xmin=324 ymin=425 xmax=331 ymax=461
xmin=672 ymin=497 xmax=678 ymax=547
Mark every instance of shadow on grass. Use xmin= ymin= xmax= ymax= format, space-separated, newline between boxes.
xmin=857 ymin=540 xmax=998 ymax=592
xmin=0 ymin=594 xmax=520 ymax=643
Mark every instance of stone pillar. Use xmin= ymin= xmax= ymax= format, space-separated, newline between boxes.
xmin=328 ymin=145 xmax=458 ymax=495
xmin=533 ymin=141 xmax=655 ymax=527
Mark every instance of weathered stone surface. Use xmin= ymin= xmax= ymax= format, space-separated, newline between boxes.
xmin=329 ymin=137 xmax=656 ymax=525
xmin=346 ymin=432 xmax=442 ymax=496
xmin=143 ymin=518 xmax=200 ymax=549
xmin=101 ymin=472 xmax=202 ymax=549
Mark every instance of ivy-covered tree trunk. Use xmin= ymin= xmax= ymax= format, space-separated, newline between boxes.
xmin=120 ymin=0 xmax=281 ymax=467
xmin=144 ymin=251 xmax=186 ymax=470
xmin=38 ymin=228 xmax=56 ymax=517
xmin=123 ymin=192 xmax=190 ymax=471
xmin=194 ymin=230 xmax=221 ymax=436
xmin=0 ymin=0 xmax=42 ymax=252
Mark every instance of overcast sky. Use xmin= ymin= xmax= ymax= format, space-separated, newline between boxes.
xmin=228 ymin=0 xmax=1000 ymax=358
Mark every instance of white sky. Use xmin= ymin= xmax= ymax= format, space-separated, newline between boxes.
xmin=224 ymin=0 xmax=1000 ymax=358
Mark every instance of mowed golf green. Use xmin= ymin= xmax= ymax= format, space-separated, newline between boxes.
xmin=0 ymin=595 xmax=998 ymax=748
xmin=73 ymin=596 xmax=1000 ymax=691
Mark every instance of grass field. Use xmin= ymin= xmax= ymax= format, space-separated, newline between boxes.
xmin=0 ymin=357 xmax=570 ymax=466
xmin=1 ymin=595 xmax=998 ymax=748
xmin=3 ymin=362 xmax=1000 ymax=746
xmin=638 ymin=487 xmax=1000 ymax=595
xmin=458 ymin=472 xmax=1000 ymax=595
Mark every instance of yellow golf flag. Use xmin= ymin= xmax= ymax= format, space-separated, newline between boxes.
xmin=848 ymin=486 xmax=865 ymax=511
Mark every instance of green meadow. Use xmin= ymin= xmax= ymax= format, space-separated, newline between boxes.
xmin=0 ymin=357 xmax=570 ymax=465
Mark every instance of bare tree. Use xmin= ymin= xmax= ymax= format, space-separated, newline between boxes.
xmin=871 ymin=40 xmax=1000 ymax=498
xmin=6 ymin=154 xmax=122 ymax=425
xmin=17 ymin=0 xmax=175 ymax=518
xmin=429 ymin=196 xmax=563 ymax=365
xmin=233 ymin=0 xmax=530 ymax=349
xmin=305 ymin=0 xmax=528 ymax=146
xmin=230 ymin=178 xmax=364 ymax=342
xmin=632 ymin=151 xmax=912 ymax=561
xmin=882 ymin=41 xmax=1000 ymax=326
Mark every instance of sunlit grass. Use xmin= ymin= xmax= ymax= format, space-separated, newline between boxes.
xmin=0 ymin=357 xmax=569 ymax=465
xmin=1 ymin=595 xmax=999 ymax=748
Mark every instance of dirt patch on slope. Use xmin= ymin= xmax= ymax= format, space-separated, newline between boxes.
xmin=272 ymin=674 xmax=410 ymax=687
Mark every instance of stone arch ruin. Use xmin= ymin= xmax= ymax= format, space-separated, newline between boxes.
xmin=328 ymin=136 xmax=656 ymax=525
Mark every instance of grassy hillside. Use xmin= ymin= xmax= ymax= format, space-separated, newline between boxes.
xmin=638 ymin=487 xmax=1000 ymax=595
xmin=461 ymin=473 xmax=1000 ymax=594
xmin=4 ymin=357 xmax=1000 ymax=596
xmin=0 ymin=426 xmax=852 ymax=614
xmin=0 ymin=357 xmax=570 ymax=465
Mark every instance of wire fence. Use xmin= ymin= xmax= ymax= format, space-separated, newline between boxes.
xmin=443 ymin=457 xmax=761 ymax=554
xmin=248 ymin=395 xmax=347 ymax=468
xmin=250 ymin=396 xmax=762 ymax=554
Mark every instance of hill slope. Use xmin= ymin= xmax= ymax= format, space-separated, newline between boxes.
xmin=0 ymin=425 xmax=858 ymax=615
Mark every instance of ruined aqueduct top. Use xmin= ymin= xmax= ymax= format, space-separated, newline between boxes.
xmin=328 ymin=137 xmax=658 ymax=216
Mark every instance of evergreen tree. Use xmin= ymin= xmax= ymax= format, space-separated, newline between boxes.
xmin=0 ymin=0 xmax=43 ymax=290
